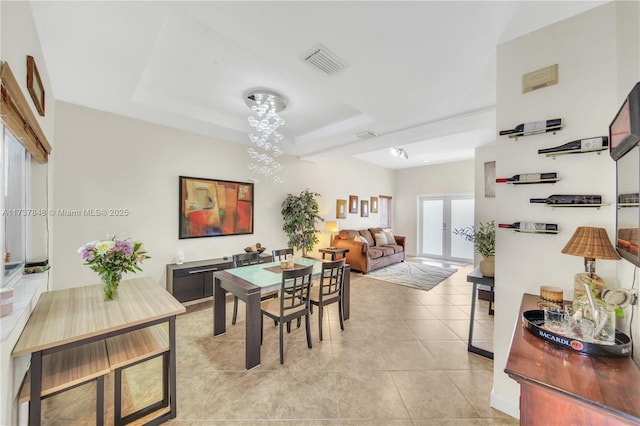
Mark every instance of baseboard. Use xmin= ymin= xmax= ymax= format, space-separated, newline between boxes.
xmin=490 ymin=390 xmax=520 ymax=420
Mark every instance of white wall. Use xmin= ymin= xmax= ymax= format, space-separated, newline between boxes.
xmin=474 ymin=144 xmax=497 ymax=265
xmin=52 ymin=102 xmax=395 ymax=290
xmin=0 ymin=2 xmax=55 ymax=425
xmin=493 ymin=2 xmax=638 ymax=417
xmin=394 ymin=160 xmax=475 ymax=256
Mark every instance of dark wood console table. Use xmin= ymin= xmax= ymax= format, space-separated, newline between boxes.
xmin=505 ymin=293 xmax=640 ymax=425
xmin=466 ymin=267 xmax=494 ymax=359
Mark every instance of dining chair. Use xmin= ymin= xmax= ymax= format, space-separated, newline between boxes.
xmin=231 ymin=252 xmax=261 ymax=325
xmin=309 ymin=258 xmax=346 ymax=341
xmin=272 ymin=248 xmax=294 ymax=262
xmin=260 ymin=264 xmax=314 ymax=364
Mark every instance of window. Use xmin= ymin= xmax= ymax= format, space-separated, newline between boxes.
xmin=4 ymin=127 xmax=28 ymax=282
xmin=379 ymin=195 xmax=392 ymax=228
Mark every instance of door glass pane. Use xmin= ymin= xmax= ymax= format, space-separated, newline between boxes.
xmin=421 ymin=199 xmax=443 ymax=256
xmin=450 ymin=199 xmax=474 ymax=260
xmin=4 ymin=129 xmax=27 ymax=273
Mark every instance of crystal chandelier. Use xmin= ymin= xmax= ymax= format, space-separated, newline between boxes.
xmin=245 ymin=89 xmax=286 ymax=184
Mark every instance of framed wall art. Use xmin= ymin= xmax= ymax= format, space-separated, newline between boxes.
xmin=336 ymin=199 xmax=347 ymax=219
xmin=179 ymin=176 xmax=253 ymax=239
xmin=370 ymin=196 xmax=378 ymax=213
xmin=26 ymin=55 xmax=45 ymax=116
xmin=361 ymin=200 xmax=369 ymax=217
xmin=349 ymin=195 xmax=358 ymax=214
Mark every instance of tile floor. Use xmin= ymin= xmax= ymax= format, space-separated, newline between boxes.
xmin=40 ymin=260 xmax=518 ymax=425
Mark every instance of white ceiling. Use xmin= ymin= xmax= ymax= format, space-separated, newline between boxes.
xmin=29 ymin=1 xmax=608 ymax=169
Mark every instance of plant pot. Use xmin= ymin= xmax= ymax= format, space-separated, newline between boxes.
xmin=479 ymin=255 xmax=495 ymax=277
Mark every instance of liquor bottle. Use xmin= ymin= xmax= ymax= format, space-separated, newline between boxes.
xmin=529 ymin=195 xmax=602 ymax=205
xmin=495 ymin=172 xmax=557 ymax=183
xmin=499 ymin=118 xmax=562 ymax=136
xmin=538 ymin=136 xmax=608 ymax=155
xmin=498 ymin=222 xmax=558 ymax=232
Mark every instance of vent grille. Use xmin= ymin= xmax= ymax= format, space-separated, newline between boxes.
xmin=355 ymin=131 xmax=378 ymax=139
xmin=303 ymin=44 xmax=346 ymax=75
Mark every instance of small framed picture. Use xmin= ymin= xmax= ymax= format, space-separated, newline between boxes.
xmin=26 ymin=55 xmax=45 ymax=116
xmin=349 ymin=195 xmax=358 ymax=214
xmin=370 ymin=196 xmax=378 ymax=213
xmin=336 ymin=199 xmax=347 ymax=219
xmin=361 ymin=200 xmax=369 ymax=217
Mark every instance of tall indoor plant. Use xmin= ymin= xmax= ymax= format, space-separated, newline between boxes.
xmin=454 ymin=220 xmax=496 ymax=277
xmin=281 ymin=190 xmax=324 ymax=256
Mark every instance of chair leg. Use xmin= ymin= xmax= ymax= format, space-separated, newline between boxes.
xmin=296 ymin=317 xmax=301 ymax=328
xmin=232 ymin=296 xmax=239 ymax=325
xmin=318 ymin=303 xmax=324 ymax=341
xmin=286 ymin=321 xmax=291 ymax=333
xmin=305 ymin=314 xmax=312 ymax=349
xmin=338 ymin=299 xmax=345 ymax=331
xmin=279 ymin=320 xmax=284 ymax=364
xmin=260 ymin=314 xmax=264 ymax=345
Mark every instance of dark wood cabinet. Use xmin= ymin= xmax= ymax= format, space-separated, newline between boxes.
xmin=505 ymin=293 xmax=640 ymax=425
xmin=167 ymin=258 xmax=233 ymax=303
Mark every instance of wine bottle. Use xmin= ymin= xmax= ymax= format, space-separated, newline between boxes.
xmin=496 ymin=172 xmax=557 ymax=183
xmin=499 ymin=118 xmax=562 ymax=136
xmin=499 ymin=222 xmax=558 ymax=232
xmin=618 ymin=193 xmax=639 ymax=204
xmin=529 ymin=195 xmax=602 ymax=205
xmin=538 ymin=136 xmax=608 ymax=155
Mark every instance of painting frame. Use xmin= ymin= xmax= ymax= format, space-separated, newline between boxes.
xmin=26 ymin=55 xmax=45 ymax=116
xmin=349 ymin=195 xmax=358 ymax=214
xmin=370 ymin=196 xmax=378 ymax=213
xmin=361 ymin=200 xmax=369 ymax=217
xmin=179 ymin=176 xmax=254 ymax=239
xmin=336 ymin=199 xmax=347 ymax=219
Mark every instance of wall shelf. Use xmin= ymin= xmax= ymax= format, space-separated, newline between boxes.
xmin=507 ymin=178 xmax=560 ymax=185
xmin=543 ymin=203 xmax=609 ymax=209
xmin=544 ymin=146 xmax=608 ymax=158
xmin=503 ymin=229 xmax=560 ymax=234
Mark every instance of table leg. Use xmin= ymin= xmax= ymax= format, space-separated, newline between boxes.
xmin=213 ymin=276 xmax=226 ymax=336
xmin=169 ymin=316 xmax=177 ymax=419
xmin=245 ymin=289 xmax=261 ymax=369
xmin=29 ymin=351 xmax=42 ymax=426
xmin=467 ymin=282 xmax=493 ymax=359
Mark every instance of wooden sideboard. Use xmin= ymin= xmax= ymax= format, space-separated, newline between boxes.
xmin=505 ymin=293 xmax=640 ymax=425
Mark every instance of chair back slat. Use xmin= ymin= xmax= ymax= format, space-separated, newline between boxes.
xmin=233 ymin=252 xmax=260 ymax=267
xmin=272 ymin=248 xmax=294 ymax=262
xmin=281 ymin=265 xmax=313 ymax=313
xmin=319 ymin=258 xmax=346 ymax=300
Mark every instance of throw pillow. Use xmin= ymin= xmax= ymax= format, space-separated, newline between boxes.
xmin=384 ymin=230 xmax=396 ymax=244
xmin=354 ymin=235 xmax=368 ymax=244
xmin=374 ymin=232 xmax=388 ymax=246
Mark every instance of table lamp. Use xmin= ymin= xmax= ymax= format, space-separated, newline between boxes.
xmin=561 ymin=226 xmax=620 ymax=301
xmin=325 ymin=221 xmax=339 ymax=248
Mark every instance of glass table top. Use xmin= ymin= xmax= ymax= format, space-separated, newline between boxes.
xmin=226 ymin=257 xmax=322 ymax=288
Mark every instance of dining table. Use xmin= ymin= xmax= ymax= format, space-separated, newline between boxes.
xmin=213 ymin=256 xmax=350 ymax=370
xmin=12 ymin=277 xmax=185 ymax=425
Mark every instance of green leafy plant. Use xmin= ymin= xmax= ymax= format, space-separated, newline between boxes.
xmin=453 ymin=220 xmax=495 ymax=257
xmin=280 ymin=190 xmax=324 ymax=256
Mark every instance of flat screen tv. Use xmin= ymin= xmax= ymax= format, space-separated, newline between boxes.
xmin=609 ymin=81 xmax=640 ymax=161
xmin=179 ymin=176 xmax=254 ymax=239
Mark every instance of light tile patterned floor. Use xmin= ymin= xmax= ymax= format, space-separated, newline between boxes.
xmin=40 ymin=260 xmax=517 ymax=425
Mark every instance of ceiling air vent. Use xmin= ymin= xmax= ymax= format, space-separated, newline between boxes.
xmin=303 ymin=44 xmax=346 ymax=75
xmin=355 ymin=131 xmax=378 ymax=140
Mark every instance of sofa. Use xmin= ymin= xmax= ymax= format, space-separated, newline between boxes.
xmin=332 ymin=227 xmax=406 ymax=273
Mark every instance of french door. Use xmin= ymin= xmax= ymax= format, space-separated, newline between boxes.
xmin=418 ymin=194 xmax=474 ymax=262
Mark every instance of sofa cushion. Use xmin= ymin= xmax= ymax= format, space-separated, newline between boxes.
xmin=367 ymin=247 xmax=385 ymax=259
xmin=354 ymin=235 xmax=368 ymax=244
xmin=338 ymin=230 xmax=358 ymax=240
xmin=374 ymin=232 xmax=388 ymax=246
xmin=378 ymin=245 xmax=396 ymax=256
xmin=359 ymin=229 xmax=375 ymax=246
xmin=385 ymin=244 xmax=404 ymax=254
xmin=384 ymin=230 xmax=396 ymax=244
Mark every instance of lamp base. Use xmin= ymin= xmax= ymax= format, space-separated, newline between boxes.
xmin=572 ymin=272 xmax=607 ymax=302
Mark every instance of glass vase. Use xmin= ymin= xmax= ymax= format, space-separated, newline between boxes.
xmin=101 ymin=272 xmax=122 ymax=301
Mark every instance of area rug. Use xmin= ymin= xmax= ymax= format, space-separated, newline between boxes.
xmin=366 ymin=262 xmax=458 ymax=291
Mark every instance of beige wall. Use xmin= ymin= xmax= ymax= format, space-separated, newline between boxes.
xmin=394 ymin=160 xmax=475 ymax=256
xmin=52 ymin=102 xmax=395 ymax=290
xmin=493 ymin=2 xmax=639 ymax=417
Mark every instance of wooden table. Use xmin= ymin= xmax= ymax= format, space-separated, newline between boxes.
xmin=12 ymin=277 xmax=185 ymax=425
xmin=319 ymin=247 xmax=349 ymax=260
xmin=213 ymin=257 xmax=350 ymax=370
xmin=505 ymin=293 xmax=640 ymax=425
xmin=466 ymin=267 xmax=494 ymax=359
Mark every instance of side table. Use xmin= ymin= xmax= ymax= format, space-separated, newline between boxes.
xmin=466 ymin=267 xmax=494 ymax=359
xmin=319 ymin=247 xmax=349 ymax=260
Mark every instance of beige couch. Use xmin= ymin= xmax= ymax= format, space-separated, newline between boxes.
xmin=332 ymin=227 xmax=405 ymax=273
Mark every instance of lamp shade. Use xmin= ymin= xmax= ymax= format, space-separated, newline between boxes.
xmin=561 ymin=227 xmax=621 ymax=260
xmin=325 ymin=221 xmax=339 ymax=233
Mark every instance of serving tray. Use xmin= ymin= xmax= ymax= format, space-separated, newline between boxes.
xmin=522 ymin=310 xmax=632 ymax=357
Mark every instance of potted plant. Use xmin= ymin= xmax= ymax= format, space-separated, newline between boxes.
xmin=454 ymin=220 xmax=496 ymax=277
xmin=280 ymin=190 xmax=324 ymax=256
